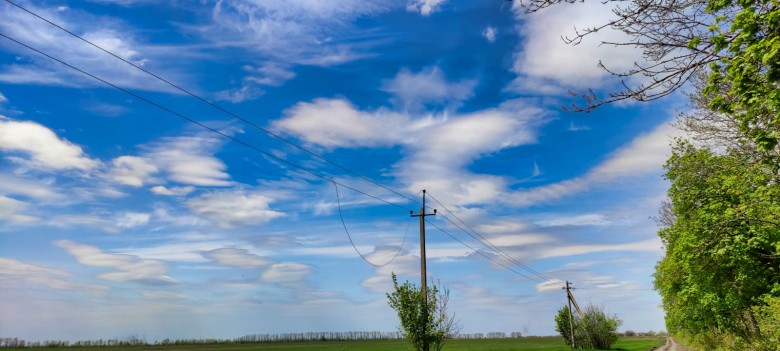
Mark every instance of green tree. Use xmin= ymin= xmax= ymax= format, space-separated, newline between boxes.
xmin=387 ymin=273 xmax=460 ymax=351
xmin=516 ymin=0 xmax=780 ymax=157
xmin=554 ymin=304 xmax=622 ymax=350
xmin=655 ymin=141 xmax=780 ymax=347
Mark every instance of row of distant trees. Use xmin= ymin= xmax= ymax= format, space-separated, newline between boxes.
xmin=0 ymin=331 xmax=530 ymax=348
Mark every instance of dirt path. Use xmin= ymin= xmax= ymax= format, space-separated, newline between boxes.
xmin=654 ymin=337 xmax=685 ymax=351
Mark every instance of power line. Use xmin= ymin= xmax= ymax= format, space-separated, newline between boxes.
xmin=0 ymin=32 xmax=411 ymax=213
xmin=3 ymin=0 xmax=422 ymax=208
xmin=333 ymin=182 xmax=412 ymax=267
xmin=425 ymin=219 xmax=546 ymax=283
xmin=425 ymin=191 xmax=554 ymax=282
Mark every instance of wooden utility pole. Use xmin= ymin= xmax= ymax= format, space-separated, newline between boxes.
xmin=564 ymin=281 xmax=576 ymax=349
xmin=411 ymin=189 xmax=436 ymax=351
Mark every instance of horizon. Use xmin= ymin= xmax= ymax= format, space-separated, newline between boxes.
xmin=1 ymin=0 xmax=673 ymax=342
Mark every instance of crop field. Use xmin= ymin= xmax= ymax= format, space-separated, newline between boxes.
xmin=5 ymin=337 xmax=663 ymax=351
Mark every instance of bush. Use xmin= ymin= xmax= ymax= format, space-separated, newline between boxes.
xmin=554 ymin=304 xmax=622 ymax=350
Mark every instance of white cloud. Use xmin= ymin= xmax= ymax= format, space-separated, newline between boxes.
xmin=186 ymin=189 xmax=284 ymax=228
xmin=0 ymin=257 xmax=108 ymax=296
xmin=141 ymin=290 xmax=188 ymax=300
xmin=142 ymin=133 xmax=232 ymax=187
xmin=55 ymin=240 xmax=175 ymax=284
xmin=214 ymin=85 xmax=264 ymax=103
xmin=115 ymin=212 xmax=150 ymax=228
xmin=506 ymin=121 xmax=678 ymax=206
xmin=509 ymin=1 xmax=642 ymax=93
xmin=482 ymin=26 xmax=497 ymax=43
xmin=261 ymin=262 xmax=311 ymax=284
xmin=568 ymin=121 xmax=590 ymax=132
xmin=535 ymin=279 xmax=564 ymax=293
xmin=202 ymin=248 xmax=270 ymax=268
xmin=275 ymin=97 xmax=547 ymax=206
xmin=381 ymin=66 xmax=476 ymax=111
xmin=0 ymin=92 xmax=7 ymax=104
xmin=488 ymin=233 xmax=556 ymax=247
xmin=398 ymin=104 xmax=545 ymax=206
xmin=588 ymin=123 xmax=679 ymax=181
xmin=206 ymin=0 xmax=393 ymax=66
xmin=274 ymin=98 xmax=414 ymax=148
xmin=0 ymin=175 xmax=63 ymax=200
xmin=0 ymin=257 xmax=69 ymax=277
xmin=0 ymin=117 xmax=98 ymax=171
xmin=150 ymin=185 xmax=194 ymax=196
xmin=108 ymin=156 xmax=158 ymax=187
xmin=0 ymin=195 xmax=38 ymax=223
xmin=217 ymin=62 xmax=297 ymax=102
xmin=537 ymin=238 xmax=663 ymax=259
xmin=0 ymin=2 xmax=179 ymax=92
xmin=406 ymin=0 xmax=446 ymax=16
xmin=536 ymin=213 xmax=611 ymax=227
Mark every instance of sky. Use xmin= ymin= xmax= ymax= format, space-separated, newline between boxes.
xmin=0 ymin=0 xmax=685 ymax=342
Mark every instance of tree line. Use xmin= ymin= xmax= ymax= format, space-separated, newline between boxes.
xmin=0 ymin=331 xmax=531 ymax=348
xmin=513 ymin=0 xmax=780 ymax=349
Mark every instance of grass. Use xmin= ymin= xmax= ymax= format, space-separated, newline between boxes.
xmin=8 ymin=337 xmax=663 ymax=351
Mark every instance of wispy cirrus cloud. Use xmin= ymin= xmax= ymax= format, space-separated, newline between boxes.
xmin=0 ymin=2 xmax=184 ymax=92
xmin=506 ymin=121 xmax=678 ymax=206
xmin=382 ymin=66 xmax=476 ymax=112
xmin=204 ymin=0 xmax=396 ymax=67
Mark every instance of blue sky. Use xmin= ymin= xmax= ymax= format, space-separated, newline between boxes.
xmin=0 ymin=0 xmax=682 ymax=342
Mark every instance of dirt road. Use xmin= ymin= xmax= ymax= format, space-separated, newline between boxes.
xmin=654 ymin=337 xmax=685 ymax=351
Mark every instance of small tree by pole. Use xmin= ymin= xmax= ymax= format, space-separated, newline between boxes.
xmin=387 ymin=273 xmax=460 ymax=351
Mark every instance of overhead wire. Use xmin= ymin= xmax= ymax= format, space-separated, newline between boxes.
xmin=3 ymin=0 xmax=423 ymax=208
xmin=0 ymin=32 xmax=411 ymax=213
xmin=333 ymin=182 xmax=413 ymax=267
xmin=425 ymin=219 xmax=546 ymax=283
xmin=425 ymin=191 xmax=555 ymax=282
xmin=2 ymin=3 xmax=583 ymax=288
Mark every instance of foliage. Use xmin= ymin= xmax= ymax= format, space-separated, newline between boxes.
xmin=655 ymin=141 xmax=780 ymax=348
xmin=386 ymin=273 xmax=460 ymax=351
xmin=515 ymin=0 xmax=780 ymax=158
xmin=554 ymin=304 xmax=622 ymax=349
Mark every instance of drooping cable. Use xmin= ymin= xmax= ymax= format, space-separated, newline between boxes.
xmin=3 ymin=0 xmax=423 ymax=208
xmin=0 ymin=32 xmax=411 ymax=212
xmin=333 ymin=182 xmax=412 ymax=267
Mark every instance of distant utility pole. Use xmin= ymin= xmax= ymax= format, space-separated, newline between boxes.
xmin=411 ymin=189 xmax=436 ymax=351
xmin=563 ymin=281 xmax=576 ymax=349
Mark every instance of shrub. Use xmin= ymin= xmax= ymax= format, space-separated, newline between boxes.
xmin=554 ymin=304 xmax=622 ymax=350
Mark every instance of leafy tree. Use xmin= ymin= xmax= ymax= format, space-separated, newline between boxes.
xmin=387 ymin=273 xmax=460 ymax=351
xmin=655 ymin=141 xmax=780 ymax=347
xmin=554 ymin=304 xmax=622 ymax=349
xmin=515 ymin=0 xmax=780 ymax=156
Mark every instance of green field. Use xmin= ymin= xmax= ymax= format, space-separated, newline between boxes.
xmin=9 ymin=337 xmax=662 ymax=351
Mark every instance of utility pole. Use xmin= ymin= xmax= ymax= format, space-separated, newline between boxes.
xmin=411 ymin=189 xmax=436 ymax=351
xmin=563 ymin=281 xmax=576 ymax=349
